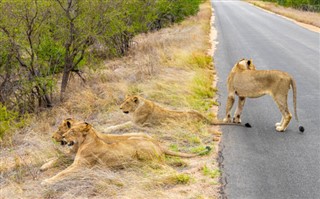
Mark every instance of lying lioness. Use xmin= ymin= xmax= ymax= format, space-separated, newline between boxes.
xmin=118 ymin=95 xmax=250 ymax=127
xmin=42 ymin=122 xmax=210 ymax=185
xmin=224 ymin=59 xmax=304 ymax=132
xmin=40 ymin=118 xmax=151 ymax=171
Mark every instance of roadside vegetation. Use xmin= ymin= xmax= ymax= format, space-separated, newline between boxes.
xmin=260 ymin=0 xmax=320 ymax=11
xmin=247 ymin=0 xmax=320 ymax=28
xmin=0 ymin=1 xmax=222 ymax=198
xmin=0 ymin=0 xmax=201 ymax=140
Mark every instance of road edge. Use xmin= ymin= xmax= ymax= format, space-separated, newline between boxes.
xmin=209 ymin=3 xmax=229 ymax=199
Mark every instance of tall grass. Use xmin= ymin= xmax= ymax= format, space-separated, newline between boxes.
xmin=0 ymin=1 xmax=221 ymax=198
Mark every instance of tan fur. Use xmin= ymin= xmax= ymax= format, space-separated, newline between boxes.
xmin=119 ymin=95 xmax=245 ymax=126
xmin=41 ymin=118 xmax=150 ymax=171
xmin=42 ymin=122 xmax=208 ymax=185
xmin=224 ymin=59 xmax=300 ymax=132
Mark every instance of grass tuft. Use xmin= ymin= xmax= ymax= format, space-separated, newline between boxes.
xmin=188 ymin=69 xmax=217 ymax=112
xmin=202 ymin=164 xmax=221 ymax=178
xmin=171 ymin=173 xmax=193 ymax=184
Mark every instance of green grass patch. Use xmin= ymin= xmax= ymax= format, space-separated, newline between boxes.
xmin=0 ymin=104 xmax=28 ymax=142
xmin=187 ymin=135 xmax=201 ymax=144
xmin=190 ymin=145 xmax=212 ymax=155
xmin=172 ymin=173 xmax=192 ymax=184
xmin=187 ymin=52 xmax=213 ymax=69
xmin=169 ymin=144 xmax=180 ymax=152
xmin=187 ymin=69 xmax=217 ymax=112
xmin=202 ymin=164 xmax=221 ymax=178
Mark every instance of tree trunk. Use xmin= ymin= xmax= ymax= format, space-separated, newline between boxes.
xmin=60 ymin=69 xmax=71 ymax=102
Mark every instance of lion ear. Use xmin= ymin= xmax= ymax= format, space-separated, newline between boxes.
xmin=247 ymin=60 xmax=251 ymax=66
xmin=133 ymin=96 xmax=139 ymax=103
xmin=82 ymin=122 xmax=92 ymax=135
xmin=249 ymin=59 xmax=255 ymax=70
xmin=84 ymin=122 xmax=92 ymax=129
xmin=66 ymin=121 xmax=72 ymax=128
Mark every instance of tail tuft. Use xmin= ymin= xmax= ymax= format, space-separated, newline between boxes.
xmin=245 ymin=123 xmax=252 ymax=128
xmin=198 ymin=146 xmax=212 ymax=156
xmin=299 ymin=126 xmax=305 ymax=133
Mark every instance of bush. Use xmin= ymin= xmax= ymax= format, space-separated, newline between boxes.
xmin=0 ymin=0 xmax=204 ymax=116
xmin=0 ymin=104 xmax=18 ymax=140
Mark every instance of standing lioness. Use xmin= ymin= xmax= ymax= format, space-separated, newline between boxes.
xmin=224 ymin=59 xmax=304 ymax=132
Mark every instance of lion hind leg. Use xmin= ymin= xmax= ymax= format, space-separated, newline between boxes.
xmin=275 ymin=117 xmax=284 ymax=127
xmin=273 ymin=94 xmax=292 ymax=132
xmin=224 ymin=94 xmax=235 ymax=122
xmin=233 ymin=97 xmax=246 ymax=123
xmin=276 ymin=113 xmax=292 ymax=132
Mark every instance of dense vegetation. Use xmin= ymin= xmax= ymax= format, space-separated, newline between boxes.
xmin=262 ymin=0 xmax=320 ymax=11
xmin=0 ymin=0 xmax=202 ymax=138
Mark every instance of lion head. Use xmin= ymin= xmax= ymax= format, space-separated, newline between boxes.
xmin=62 ymin=122 xmax=92 ymax=147
xmin=120 ymin=95 xmax=140 ymax=114
xmin=236 ymin=59 xmax=256 ymax=70
xmin=52 ymin=118 xmax=80 ymax=145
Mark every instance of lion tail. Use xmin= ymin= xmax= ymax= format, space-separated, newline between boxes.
xmin=211 ymin=119 xmax=252 ymax=128
xmin=291 ymin=78 xmax=298 ymax=122
xmin=291 ymin=78 xmax=304 ymax=133
xmin=189 ymin=111 xmax=252 ymax=128
xmin=163 ymin=146 xmax=211 ymax=158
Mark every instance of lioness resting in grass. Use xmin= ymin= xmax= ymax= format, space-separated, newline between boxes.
xmin=40 ymin=118 xmax=151 ymax=171
xmin=41 ymin=122 xmax=211 ymax=185
xmin=107 ymin=95 xmax=250 ymax=131
xmin=224 ymin=58 xmax=304 ymax=132
xmin=40 ymin=118 xmax=208 ymax=171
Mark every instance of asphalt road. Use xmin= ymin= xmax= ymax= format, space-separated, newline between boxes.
xmin=211 ymin=0 xmax=320 ymax=198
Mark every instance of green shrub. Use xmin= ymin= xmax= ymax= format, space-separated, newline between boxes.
xmin=0 ymin=104 xmax=18 ymax=140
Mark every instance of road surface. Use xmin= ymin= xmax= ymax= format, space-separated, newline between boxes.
xmin=211 ymin=0 xmax=320 ymax=198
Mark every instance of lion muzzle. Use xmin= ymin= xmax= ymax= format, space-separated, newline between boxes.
xmin=67 ymin=141 xmax=75 ymax=146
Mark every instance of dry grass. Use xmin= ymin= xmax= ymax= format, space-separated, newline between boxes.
xmin=247 ymin=0 xmax=320 ymax=30
xmin=0 ymin=1 xmax=221 ymax=198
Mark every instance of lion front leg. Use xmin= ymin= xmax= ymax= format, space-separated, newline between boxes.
xmin=233 ymin=96 xmax=246 ymax=123
xmin=41 ymin=163 xmax=81 ymax=185
xmin=223 ymin=94 xmax=235 ymax=123
xmin=40 ymin=157 xmax=59 ymax=172
xmin=104 ymin=121 xmax=134 ymax=133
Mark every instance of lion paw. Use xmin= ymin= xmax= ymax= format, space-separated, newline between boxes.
xmin=275 ymin=122 xmax=281 ymax=127
xmin=276 ymin=126 xmax=286 ymax=132
xmin=233 ymin=117 xmax=241 ymax=124
xmin=223 ymin=117 xmax=231 ymax=123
